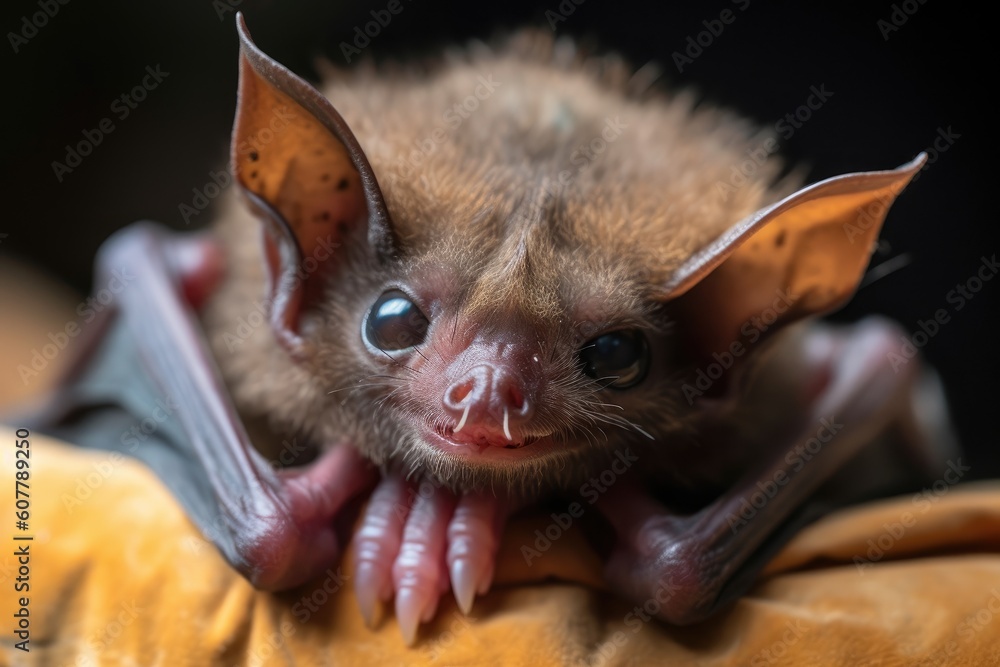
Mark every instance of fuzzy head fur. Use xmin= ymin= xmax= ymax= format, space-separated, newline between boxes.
xmin=205 ymin=28 xmax=810 ymax=499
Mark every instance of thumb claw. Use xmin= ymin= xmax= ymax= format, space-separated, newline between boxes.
xmin=164 ymin=234 xmax=225 ymax=310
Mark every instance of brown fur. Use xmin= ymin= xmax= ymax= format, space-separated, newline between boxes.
xmin=204 ymin=31 xmax=794 ymax=499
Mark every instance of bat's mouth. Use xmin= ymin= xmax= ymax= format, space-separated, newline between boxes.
xmin=423 ymin=423 xmax=560 ymax=462
xmin=435 ymin=422 xmax=539 ymax=450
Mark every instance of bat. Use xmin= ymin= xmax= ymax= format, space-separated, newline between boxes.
xmin=29 ymin=13 xmax=957 ymax=646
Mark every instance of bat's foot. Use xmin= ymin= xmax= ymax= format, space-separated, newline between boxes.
xmin=351 ymin=473 xmax=507 ymax=645
xmin=593 ymin=317 xmax=959 ymax=625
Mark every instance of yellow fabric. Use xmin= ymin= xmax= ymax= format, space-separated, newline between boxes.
xmin=2 ymin=429 xmax=1000 ymax=666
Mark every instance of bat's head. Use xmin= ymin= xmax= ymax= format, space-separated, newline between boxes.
xmin=213 ymin=16 xmax=924 ymax=497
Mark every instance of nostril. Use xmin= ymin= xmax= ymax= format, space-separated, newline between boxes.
xmin=499 ymin=378 xmax=532 ymax=420
xmin=506 ymin=384 xmax=524 ymax=411
xmin=444 ymin=366 xmax=490 ymax=412
xmin=448 ymin=380 xmax=474 ymax=405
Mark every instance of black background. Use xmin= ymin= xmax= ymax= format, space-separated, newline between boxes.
xmin=1 ymin=1 xmax=995 ymax=475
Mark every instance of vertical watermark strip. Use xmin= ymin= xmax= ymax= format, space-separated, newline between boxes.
xmin=11 ymin=428 xmax=33 ymax=653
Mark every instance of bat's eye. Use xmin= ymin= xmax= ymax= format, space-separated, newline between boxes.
xmin=363 ymin=290 xmax=429 ymax=352
xmin=578 ymin=329 xmax=650 ymax=389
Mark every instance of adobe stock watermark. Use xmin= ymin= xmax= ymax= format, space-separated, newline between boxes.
xmin=7 ymin=0 xmax=71 ymax=54
xmin=887 ymin=253 xmax=997 ymax=372
xmin=671 ymin=0 xmax=752 ymax=73
xmin=17 ymin=267 xmax=135 ymax=385
xmin=183 ymin=536 xmax=348 ymax=644
xmin=954 ymin=589 xmax=1000 ymax=647
xmin=521 ymin=448 xmax=639 ymax=565
xmin=681 ymin=287 xmax=799 ymax=404
xmin=179 ymin=105 xmax=295 ymax=224
xmin=877 ymin=0 xmax=929 ymax=40
xmin=182 ymin=512 xmax=237 ymax=559
xmin=424 ymin=611 xmax=475 ymax=661
xmin=58 ymin=394 xmax=178 ymax=514
xmin=51 ymin=65 xmax=171 ymax=183
xmin=242 ymin=567 xmax=347 ymax=667
xmin=853 ymin=458 xmax=969 ymax=573
xmin=545 ymin=0 xmax=587 ymax=30
xmin=64 ymin=600 xmax=145 ymax=667
xmin=916 ymin=587 xmax=1000 ymax=664
xmin=339 ymin=0 xmax=415 ymax=63
xmin=218 ymin=236 xmax=338 ymax=353
xmin=290 ymin=566 xmax=349 ymax=623
xmin=510 ymin=115 xmax=628 ymax=226
xmin=749 ymin=620 xmax=810 ymax=666
xmin=266 ymin=438 xmax=312 ymax=470
xmin=561 ymin=116 xmax=628 ymax=176
xmin=389 ymin=74 xmax=502 ymax=183
xmin=843 ymin=125 xmax=960 ymax=244
xmin=716 ymin=84 xmax=834 ymax=202
xmin=727 ymin=416 xmax=844 ymax=533
xmin=573 ymin=573 xmax=684 ymax=666
xmin=211 ymin=0 xmax=244 ymax=21
xmin=244 ymin=618 xmax=298 ymax=667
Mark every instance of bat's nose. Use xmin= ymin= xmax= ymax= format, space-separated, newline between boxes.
xmin=442 ymin=364 xmax=534 ymax=444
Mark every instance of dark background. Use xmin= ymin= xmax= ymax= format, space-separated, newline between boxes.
xmin=1 ymin=1 xmax=995 ymax=474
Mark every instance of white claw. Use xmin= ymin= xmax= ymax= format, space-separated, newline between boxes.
xmin=454 ymin=403 xmax=470 ymax=433
xmin=395 ymin=587 xmax=427 ymax=646
xmin=502 ymin=406 xmax=512 ymax=441
xmin=354 ymin=561 xmax=382 ymax=629
xmin=451 ymin=559 xmax=477 ymax=615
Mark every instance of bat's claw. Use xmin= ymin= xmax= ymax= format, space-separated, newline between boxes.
xmin=449 ymin=559 xmax=480 ymax=615
xmin=395 ymin=586 xmax=436 ymax=646
xmin=447 ymin=492 xmax=505 ymax=614
xmin=351 ymin=473 xmax=509 ymax=641
xmin=390 ymin=483 xmax=455 ymax=645
xmin=352 ymin=475 xmax=409 ymax=628
xmin=162 ymin=233 xmax=225 ymax=310
xmin=354 ymin=560 xmax=386 ymax=629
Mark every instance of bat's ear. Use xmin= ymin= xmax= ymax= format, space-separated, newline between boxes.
xmin=661 ymin=154 xmax=926 ymax=358
xmin=232 ymin=14 xmax=394 ymax=355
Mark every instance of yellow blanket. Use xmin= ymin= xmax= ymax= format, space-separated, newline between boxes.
xmin=2 ymin=428 xmax=999 ymax=666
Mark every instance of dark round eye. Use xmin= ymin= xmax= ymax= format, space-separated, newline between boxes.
xmin=578 ymin=329 xmax=650 ymax=389
xmin=363 ymin=290 xmax=429 ymax=352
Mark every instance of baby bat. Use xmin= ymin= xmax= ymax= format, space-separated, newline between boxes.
xmin=34 ymin=13 xmax=956 ymax=646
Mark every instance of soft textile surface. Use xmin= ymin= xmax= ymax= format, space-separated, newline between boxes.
xmin=1 ymin=429 xmax=999 ymax=666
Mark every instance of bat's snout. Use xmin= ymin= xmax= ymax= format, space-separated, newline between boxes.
xmin=442 ymin=363 xmax=536 ymax=448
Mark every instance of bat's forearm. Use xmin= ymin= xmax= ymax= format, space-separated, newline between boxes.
xmin=597 ymin=318 xmax=953 ymax=624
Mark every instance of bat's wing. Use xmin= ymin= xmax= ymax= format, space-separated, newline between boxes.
xmin=28 ymin=225 xmax=377 ymax=590
xmin=597 ymin=155 xmax=958 ymax=624
xmin=597 ymin=316 xmax=958 ymax=623
xmin=27 ymin=14 xmax=401 ymax=590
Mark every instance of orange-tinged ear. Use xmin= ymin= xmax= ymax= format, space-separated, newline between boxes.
xmin=663 ymin=154 xmax=926 ymax=356
xmin=232 ymin=14 xmax=394 ymax=355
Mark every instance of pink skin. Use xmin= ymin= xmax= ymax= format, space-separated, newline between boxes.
xmin=392 ymin=484 xmax=456 ymax=644
xmin=162 ymin=235 xmax=945 ymax=642
xmin=446 ymin=492 xmax=506 ymax=614
xmin=351 ymin=475 xmax=410 ymax=629
xmin=349 ymin=316 xmax=540 ymax=643
xmin=591 ymin=320 xmax=918 ymax=624
xmin=352 ymin=475 xmax=508 ymax=645
xmin=170 ymin=235 xmax=516 ymax=642
xmin=171 ymin=237 xmax=942 ymax=638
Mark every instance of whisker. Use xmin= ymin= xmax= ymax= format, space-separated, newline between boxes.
xmin=590 ymin=401 xmax=625 ymax=412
